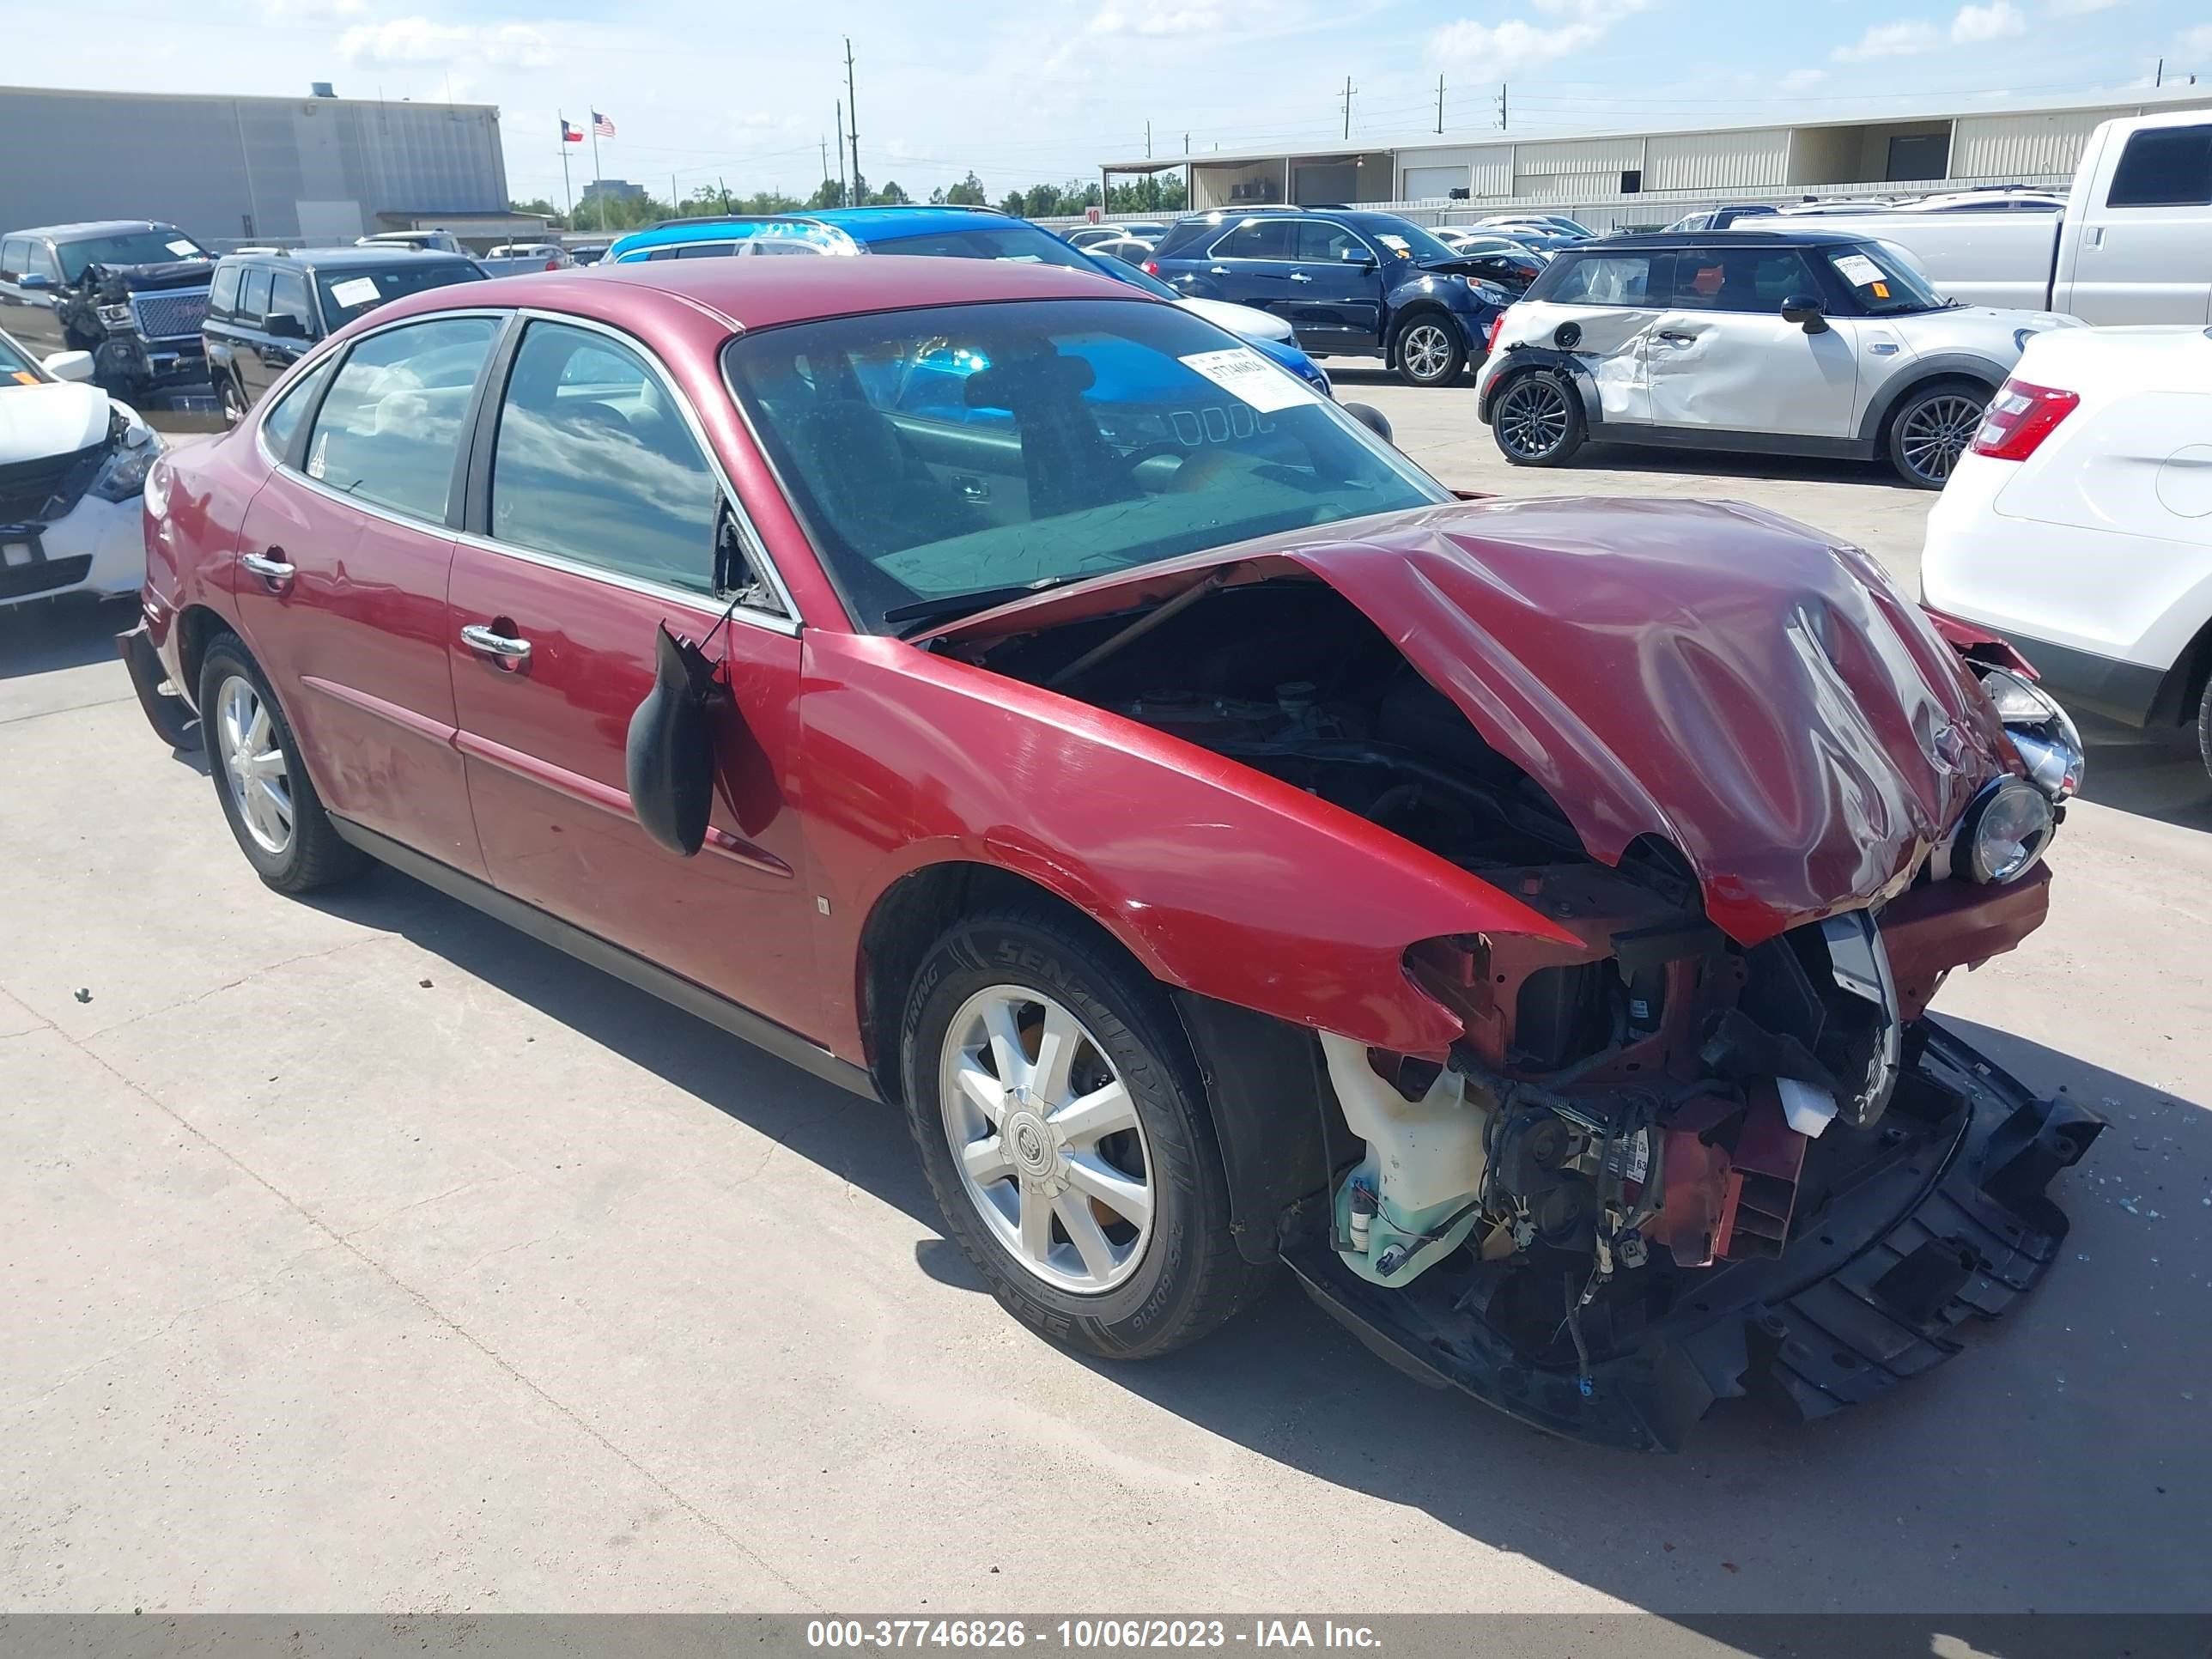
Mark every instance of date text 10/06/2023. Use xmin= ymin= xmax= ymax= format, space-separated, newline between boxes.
xmin=806 ymin=1619 xmax=1383 ymax=1649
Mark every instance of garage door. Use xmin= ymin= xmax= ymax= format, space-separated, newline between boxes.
xmin=1402 ymin=165 xmax=1468 ymax=201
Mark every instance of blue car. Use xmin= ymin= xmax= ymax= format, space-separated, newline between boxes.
xmin=602 ymin=206 xmax=1335 ymax=399
xmin=1145 ymin=206 xmax=1516 ymax=387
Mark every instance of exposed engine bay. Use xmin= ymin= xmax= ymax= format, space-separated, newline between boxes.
xmin=959 ymin=574 xmax=2100 ymax=1444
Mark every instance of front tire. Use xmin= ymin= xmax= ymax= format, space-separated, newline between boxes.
xmin=1394 ymin=315 xmax=1467 ymax=387
xmin=1492 ymin=368 xmax=1586 ymax=467
xmin=899 ymin=908 xmax=1267 ymax=1358
xmin=2197 ymin=676 xmax=2212 ymax=785
xmin=1887 ymin=378 xmax=1990 ymax=489
xmin=198 ymin=636 xmax=367 ymax=894
xmin=218 ymin=373 xmax=247 ymax=428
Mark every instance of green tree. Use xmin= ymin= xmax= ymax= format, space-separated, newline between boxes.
xmin=999 ymin=190 xmax=1026 ymax=216
xmin=945 ymin=170 xmax=988 ymax=206
xmin=871 ymin=179 xmax=911 ymax=205
xmin=509 ymin=196 xmax=562 ymax=224
xmin=808 ymin=178 xmax=847 ymax=209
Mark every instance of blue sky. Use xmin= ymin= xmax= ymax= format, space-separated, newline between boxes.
xmin=26 ymin=0 xmax=2212 ymax=205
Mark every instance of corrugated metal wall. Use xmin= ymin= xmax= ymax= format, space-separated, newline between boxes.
xmin=1514 ymin=136 xmax=1643 ymax=175
xmin=1644 ymin=128 xmax=1790 ymax=191
xmin=1950 ymin=111 xmax=2108 ymax=179
xmin=1515 ymin=169 xmax=1625 ymax=202
xmin=0 ymin=88 xmax=506 ymax=245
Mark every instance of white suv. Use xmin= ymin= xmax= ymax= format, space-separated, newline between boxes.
xmin=1472 ymin=228 xmax=2079 ymax=488
xmin=1923 ymin=325 xmax=2212 ymax=778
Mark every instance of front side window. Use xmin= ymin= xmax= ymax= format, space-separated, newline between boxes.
xmin=723 ymin=298 xmax=1447 ymax=633
xmin=1666 ymin=247 xmax=1820 ymax=313
xmin=676 ymin=241 xmax=738 ymax=258
xmin=270 ymin=269 xmax=315 ymax=336
xmin=302 ymin=314 xmax=500 ymax=521
xmin=1 ymin=331 xmax=37 ymax=384
xmin=0 ymin=240 xmax=26 ymax=279
xmin=23 ymin=242 xmax=59 ymax=282
xmin=2107 ymin=125 xmax=2212 ymax=209
xmin=1297 ymin=222 xmax=1369 ymax=264
xmin=1540 ymin=253 xmax=1659 ymax=306
xmin=240 ymin=267 xmax=273 ymax=322
xmin=489 ymin=320 xmax=729 ymax=597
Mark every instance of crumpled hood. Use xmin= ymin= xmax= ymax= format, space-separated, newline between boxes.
xmin=92 ymin=260 xmax=214 ymax=298
xmin=0 ymin=381 xmax=112 ymax=464
xmin=931 ymin=495 xmax=2014 ymax=945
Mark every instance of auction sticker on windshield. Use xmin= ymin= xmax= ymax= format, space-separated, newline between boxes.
xmin=1179 ymin=348 xmax=1322 ymax=414
xmin=328 ymin=276 xmax=382 ymax=308
xmin=166 ymin=239 xmax=199 ymax=258
xmin=1833 ymin=253 xmax=1885 ymax=288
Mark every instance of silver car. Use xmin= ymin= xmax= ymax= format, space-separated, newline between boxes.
xmin=1471 ymin=228 xmax=2081 ymax=488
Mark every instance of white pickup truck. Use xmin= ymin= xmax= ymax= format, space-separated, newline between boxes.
xmin=1791 ymin=108 xmax=2212 ymax=325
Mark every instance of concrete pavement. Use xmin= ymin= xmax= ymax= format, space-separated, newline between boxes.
xmin=3 ymin=397 xmax=2209 ymax=1615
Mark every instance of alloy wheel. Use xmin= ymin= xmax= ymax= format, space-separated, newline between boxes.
xmin=1897 ymin=392 xmax=1984 ymax=484
xmin=1401 ymin=323 xmax=1454 ymax=383
xmin=216 ymin=674 xmax=293 ymax=856
xmin=220 ymin=379 xmax=245 ymax=428
xmin=1497 ymin=374 xmax=1571 ymax=459
xmin=937 ymin=984 xmax=1154 ymax=1295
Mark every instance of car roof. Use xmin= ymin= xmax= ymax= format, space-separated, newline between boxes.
xmin=217 ymin=246 xmax=475 ymax=270
xmin=5 ymin=220 xmax=186 ymax=241
xmin=798 ymin=205 xmax=1012 ymax=238
xmin=385 ymin=252 xmax=1141 ymax=335
xmin=1574 ymin=227 xmax=1872 ymax=250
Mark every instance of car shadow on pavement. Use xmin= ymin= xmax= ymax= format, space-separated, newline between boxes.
xmin=0 ymin=594 xmax=138 ymax=679
xmin=2078 ymin=720 xmax=2212 ymax=833
xmin=285 ymin=842 xmax=2212 ymax=1619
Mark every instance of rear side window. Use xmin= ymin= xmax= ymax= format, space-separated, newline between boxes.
xmin=675 ymin=241 xmax=738 ymax=258
xmin=2107 ymin=125 xmax=2212 ymax=208
xmin=239 ymin=266 xmax=273 ymax=323
xmin=1539 ymin=252 xmax=1659 ymax=306
xmin=209 ymin=263 xmax=242 ymax=319
xmin=1215 ymin=220 xmax=1294 ymax=259
xmin=261 ymin=356 xmax=334 ymax=455
xmin=488 ymin=320 xmax=726 ymax=595
xmin=0 ymin=239 xmax=25 ymax=278
xmin=303 ymin=315 xmax=500 ymax=522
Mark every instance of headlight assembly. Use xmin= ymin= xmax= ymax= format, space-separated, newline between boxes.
xmin=91 ymin=419 xmax=161 ymax=502
xmin=1974 ymin=664 xmax=2083 ymax=801
xmin=98 ymin=303 xmax=135 ymax=330
xmin=1956 ymin=776 xmax=2055 ymax=884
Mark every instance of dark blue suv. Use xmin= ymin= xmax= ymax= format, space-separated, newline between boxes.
xmin=1145 ymin=207 xmax=1513 ymax=386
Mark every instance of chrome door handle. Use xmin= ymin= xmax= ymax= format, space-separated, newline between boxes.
xmin=240 ymin=551 xmax=295 ymax=581
xmin=1658 ymin=331 xmax=1698 ymax=346
xmin=1288 ymin=270 xmax=1313 ymax=283
xmin=459 ymin=623 xmax=532 ymax=663
xmin=1209 ymin=265 xmax=1231 ymax=276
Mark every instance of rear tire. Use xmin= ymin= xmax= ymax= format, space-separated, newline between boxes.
xmin=1394 ymin=315 xmax=1467 ymax=387
xmin=2197 ymin=677 xmax=2212 ymax=784
xmin=1886 ymin=377 xmax=1990 ymax=489
xmin=899 ymin=906 xmax=1267 ymax=1359
xmin=198 ymin=635 xmax=368 ymax=894
xmin=1492 ymin=368 xmax=1586 ymax=467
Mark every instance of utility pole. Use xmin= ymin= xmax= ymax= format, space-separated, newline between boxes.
xmin=1437 ymin=73 xmax=1445 ymax=134
xmin=1496 ymin=82 xmax=1508 ymax=131
xmin=1340 ymin=75 xmax=1356 ymax=141
xmin=672 ymin=173 xmax=679 ymax=217
xmin=2154 ymin=57 xmax=2163 ymax=86
xmin=720 ymin=176 xmax=731 ymax=213
xmin=836 ymin=100 xmax=848 ymax=205
xmin=845 ymin=37 xmax=861 ymax=203
xmin=820 ymin=134 xmax=830 ymax=186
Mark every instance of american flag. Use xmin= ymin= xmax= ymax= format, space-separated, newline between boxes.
xmin=592 ymin=111 xmax=617 ymax=138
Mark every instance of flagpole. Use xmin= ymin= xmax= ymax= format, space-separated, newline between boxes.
xmin=558 ymin=116 xmax=573 ymax=225
xmin=590 ymin=112 xmax=605 ymax=232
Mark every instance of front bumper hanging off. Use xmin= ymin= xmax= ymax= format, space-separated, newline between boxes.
xmin=1284 ymin=1020 xmax=2102 ymax=1450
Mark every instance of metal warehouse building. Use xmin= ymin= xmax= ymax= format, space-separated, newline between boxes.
xmin=0 ymin=84 xmax=522 ymax=250
xmin=1101 ymin=88 xmax=2212 ymax=228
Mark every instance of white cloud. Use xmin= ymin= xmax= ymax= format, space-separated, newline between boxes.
xmin=1085 ymin=4 xmax=1220 ymax=36
xmin=1952 ymin=0 xmax=2026 ymax=42
xmin=263 ymin=0 xmax=368 ymax=16
xmin=1780 ymin=66 xmax=1828 ymax=89
xmin=2045 ymin=0 xmax=2120 ymax=13
xmin=337 ymin=17 xmax=551 ymax=67
xmin=1433 ymin=0 xmax=1648 ymax=74
xmin=1832 ymin=3 xmax=2020 ymax=63
xmin=1832 ymin=19 xmax=1940 ymax=59
xmin=2179 ymin=21 xmax=2212 ymax=54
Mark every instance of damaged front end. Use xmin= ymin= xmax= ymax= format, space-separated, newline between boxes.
xmin=78 ymin=261 xmax=213 ymax=402
xmin=932 ymin=497 xmax=2100 ymax=1447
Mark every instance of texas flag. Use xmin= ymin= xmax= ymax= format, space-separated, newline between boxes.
xmin=559 ymin=118 xmax=582 ymax=143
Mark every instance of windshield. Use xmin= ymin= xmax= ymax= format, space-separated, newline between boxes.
xmin=723 ymin=298 xmax=1447 ymax=634
xmin=316 ymin=261 xmax=487 ymax=325
xmin=58 ymin=228 xmax=210 ymax=280
xmin=868 ymin=224 xmax=1100 ymax=272
xmin=0 ymin=331 xmax=39 ymax=383
xmin=1826 ymin=240 xmax=1950 ymax=314
xmin=1353 ymin=216 xmax=1462 ymax=264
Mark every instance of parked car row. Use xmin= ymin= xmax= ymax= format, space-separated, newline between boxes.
xmin=118 ymin=251 xmax=2100 ymax=1449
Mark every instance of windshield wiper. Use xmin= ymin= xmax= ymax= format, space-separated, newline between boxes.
xmin=883 ymin=574 xmax=1092 ymax=637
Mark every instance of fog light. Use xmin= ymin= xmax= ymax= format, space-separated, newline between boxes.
xmin=1963 ymin=777 xmax=2054 ymax=884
